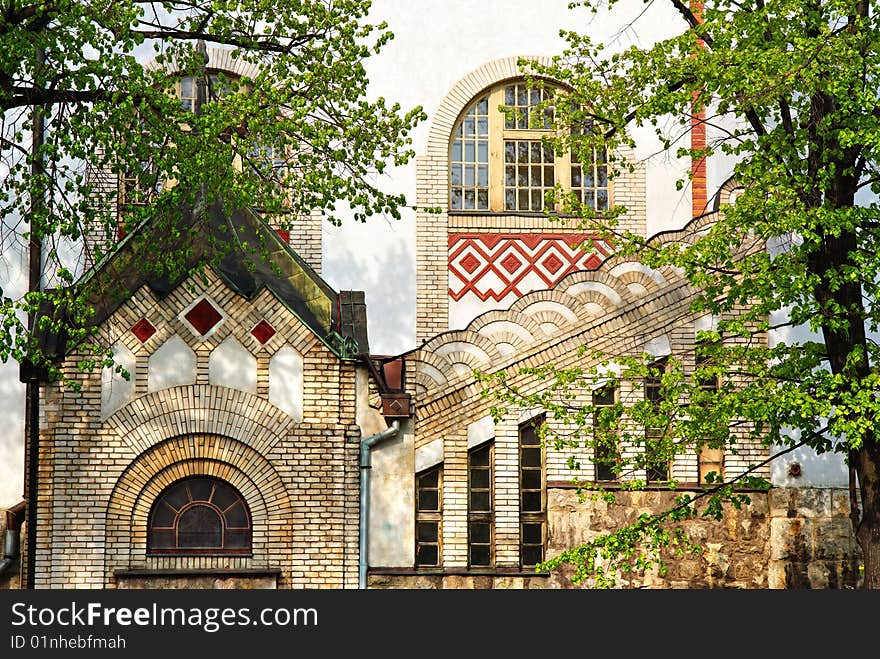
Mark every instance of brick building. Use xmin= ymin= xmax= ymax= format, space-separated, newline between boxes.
xmin=0 ymin=52 xmax=862 ymax=590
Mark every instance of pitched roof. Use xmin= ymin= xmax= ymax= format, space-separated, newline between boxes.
xmin=75 ymin=186 xmax=367 ymax=359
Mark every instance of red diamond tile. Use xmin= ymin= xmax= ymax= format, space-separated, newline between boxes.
xmin=541 ymin=253 xmax=564 ymax=275
xmin=500 ymin=253 xmax=523 ymax=274
xmin=276 ymin=229 xmax=290 ymax=243
xmin=183 ymin=299 xmax=223 ymax=335
xmin=459 ymin=252 xmax=481 ymax=274
xmin=251 ymin=320 xmax=277 ymax=345
xmin=131 ymin=318 xmax=156 ymax=343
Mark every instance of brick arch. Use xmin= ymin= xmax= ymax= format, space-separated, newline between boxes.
xmin=103 ymin=384 xmax=297 ymax=456
xmin=104 ymin=433 xmax=293 ymax=585
xmin=424 ymin=55 xmax=556 ymax=160
xmin=144 ymin=46 xmax=260 ymax=79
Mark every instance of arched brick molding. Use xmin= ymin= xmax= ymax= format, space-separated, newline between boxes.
xmin=104 ymin=433 xmax=293 ymax=587
xmin=104 ymin=385 xmax=298 ymax=456
xmin=144 ymin=46 xmax=261 ymax=79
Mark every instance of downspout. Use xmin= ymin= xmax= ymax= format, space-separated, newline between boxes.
xmin=24 ymin=46 xmax=45 ymax=590
xmin=359 ymin=420 xmax=400 ymax=589
xmin=0 ymin=501 xmax=26 ymax=579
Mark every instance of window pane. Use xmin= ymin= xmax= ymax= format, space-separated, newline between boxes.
xmin=465 ymin=141 xmax=475 ymax=161
xmin=521 ymin=469 xmax=541 ymax=490
xmin=522 ymin=546 xmax=543 ymax=567
xmin=470 ymin=491 xmax=490 ymax=511
xmin=225 ymin=529 xmax=250 ymax=549
xmin=464 ymin=189 xmax=475 ymax=209
xmin=451 ymin=188 xmax=462 ymax=210
xmin=418 ymin=489 xmax=439 ymax=512
xmin=521 ymin=447 xmax=542 ymax=465
xmin=505 ymin=142 xmax=516 ymax=163
xmin=518 ymin=189 xmax=529 ymax=210
xmin=477 ymin=117 xmax=488 ymax=137
xmin=151 ymin=502 xmax=176 ymax=528
xmin=450 ymin=164 xmax=461 ymax=185
xmin=463 ymin=117 xmax=474 ymax=136
xmin=518 ymin=142 xmax=528 ymax=163
xmin=505 ymin=190 xmax=516 ymax=210
xmin=470 ymin=468 xmax=490 ymax=488
xmin=530 ymin=142 xmax=541 ymax=162
xmin=571 ymin=166 xmax=582 ymax=187
xmin=522 ymin=523 xmax=543 ymax=545
xmin=464 ymin=165 xmax=475 ymax=186
xmin=530 ymin=165 xmax=541 ymax=187
xmin=417 ymin=545 xmax=438 ymax=566
xmin=522 ymin=491 xmax=542 ymax=512
xmin=505 ymin=85 xmax=515 ymax=105
xmin=470 ymin=545 xmax=491 ymax=567
xmin=477 ymin=189 xmax=489 ymax=209
xmin=470 ymin=446 xmax=490 ymax=466
xmin=150 ymin=530 xmax=174 ymax=549
xmin=520 ymin=425 xmax=540 ymax=445
xmin=477 ymin=165 xmax=488 ymax=187
xmin=470 ymin=522 xmax=491 ymax=544
xmin=223 ymin=500 xmax=248 ymax=528
xmin=162 ymin=482 xmax=189 ymax=510
xmin=211 ymin=484 xmax=238 ymax=511
xmin=417 ymin=521 xmax=439 ymax=543
xmin=177 ymin=505 xmax=223 ymax=548
xmin=477 ymin=97 xmax=488 ymax=114
xmin=597 ymin=189 xmax=608 ymax=210
xmin=544 ymin=166 xmax=554 ymax=187
xmin=478 ymin=141 xmax=488 ymax=161
xmin=187 ymin=478 xmax=214 ymax=502
xmin=451 ymin=141 xmax=462 ymax=161
xmin=418 ymin=468 xmax=438 ymax=489
xmin=531 ymin=189 xmax=542 ymax=211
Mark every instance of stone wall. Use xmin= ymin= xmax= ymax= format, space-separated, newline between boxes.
xmin=370 ymin=486 xmax=861 ymax=589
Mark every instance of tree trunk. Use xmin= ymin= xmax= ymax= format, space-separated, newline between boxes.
xmin=855 ymin=443 xmax=880 ymax=588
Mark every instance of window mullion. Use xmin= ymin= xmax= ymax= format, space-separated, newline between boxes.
xmin=488 ymin=87 xmax=504 ymax=212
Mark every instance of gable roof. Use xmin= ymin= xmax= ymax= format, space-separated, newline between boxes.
xmin=73 ymin=186 xmax=367 ymax=359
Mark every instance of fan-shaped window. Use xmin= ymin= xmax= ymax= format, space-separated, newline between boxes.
xmin=449 ymin=80 xmax=609 ymax=213
xmin=148 ymin=477 xmax=252 ymax=555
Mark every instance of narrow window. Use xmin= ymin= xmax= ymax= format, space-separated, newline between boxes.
xmin=593 ymin=384 xmax=619 ymax=481
xmin=450 ymin=94 xmax=490 ymax=210
xmin=520 ymin=417 xmax=545 ymax=569
xmin=645 ymin=357 xmax=670 ymax=482
xmin=415 ymin=465 xmax=442 ymax=568
xmin=468 ymin=442 xmax=494 ymax=568
xmin=696 ymin=340 xmax=723 ymax=484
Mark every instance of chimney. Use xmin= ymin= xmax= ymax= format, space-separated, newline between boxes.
xmin=691 ymin=0 xmax=707 ymax=218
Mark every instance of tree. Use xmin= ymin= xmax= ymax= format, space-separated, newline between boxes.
xmin=479 ymin=0 xmax=880 ymax=588
xmin=0 ymin=0 xmax=424 ymax=375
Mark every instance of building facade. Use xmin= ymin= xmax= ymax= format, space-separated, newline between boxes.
xmin=0 ymin=52 xmax=863 ymax=590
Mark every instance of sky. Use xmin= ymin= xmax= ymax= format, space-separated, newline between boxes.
xmin=0 ymin=0 xmax=712 ymax=507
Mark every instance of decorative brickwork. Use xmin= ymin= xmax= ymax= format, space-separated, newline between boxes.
xmin=448 ymin=233 xmax=612 ymax=301
xmin=415 ymin=56 xmax=646 ymax=341
xmin=33 ymin=269 xmax=361 ymax=589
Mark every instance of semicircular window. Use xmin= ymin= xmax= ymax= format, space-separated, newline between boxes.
xmin=148 ymin=477 xmax=252 ymax=555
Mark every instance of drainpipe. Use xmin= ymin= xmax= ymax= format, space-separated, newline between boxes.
xmin=0 ymin=501 xmax=26 ymax=579
xmin=359 ymin=420 xmax=400 ymax=589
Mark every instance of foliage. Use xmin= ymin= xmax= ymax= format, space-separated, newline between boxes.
xmin=0 ymin=0 xmax=424 ymax=380
xmin=480 ymin=0 xmax=880 ymax=586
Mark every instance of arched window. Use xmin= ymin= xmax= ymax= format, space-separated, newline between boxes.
xmin=449 ymin=81 xmax=609 ymax=213
xmin=147 ymin=476 xmax=252 ymax=555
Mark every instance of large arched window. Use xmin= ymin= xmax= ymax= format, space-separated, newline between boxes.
xmin=449 ymin=81 xmax=609 ymax=213
xmin=147 ymin=476 xmax=252 ymax=555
